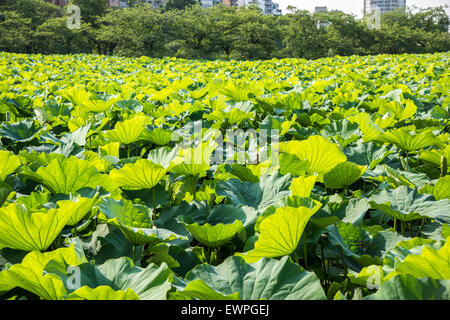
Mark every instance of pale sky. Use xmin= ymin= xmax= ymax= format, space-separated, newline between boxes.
xmin=277 ymin=0 xmax=450 ymax=17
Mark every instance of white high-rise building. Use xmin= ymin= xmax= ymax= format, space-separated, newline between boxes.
xmin=364 ymin=0 xmax=406 ymax=15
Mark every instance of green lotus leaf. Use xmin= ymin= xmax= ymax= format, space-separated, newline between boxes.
xmin=420 ymin=144 xmax=450 ymax=170
xmin=53 ymin=257 xmax=172 ymax=300
xmin=322 ymin=119 xmax=361 ymax=147
xmin=110 ymin=159 xmax=167 ymax=190
xmin=21 ymin=156 xmax=107 ymax=194
xmin=236 ymin=204 xmax=321 ymax=262
xmin=281 ymin=135 xmax=347 ymax=176
xmin=204 ymin=108 xmax=252 ymax=125
xmin=67 ymin=286 xmax=140 ymax=300
xmin=380 ymin=128 xmax=442 ymax=152
xmin=216 ymin=172 xmax=292 ymax=211
xmin=140 ymin=126 xmax=173 ymax=146
xmin=99 ymin=142 xmax=121 ymax=158
xmin=382 ymin=165 xmax=429 ymax=189
xmin=289 ymin=175 xmax=317 ymax=198
xmin=278 ymin=153 xmax=309 ymax=176
xmin=344 ymin=141 xmax=392 ymax=170
xmin=0 ymin=203 xmax=77 ymax=251
xmin=382 ymin=238 xmax=444 ymax=275
xmin=183 ymin=256 xmax=325 ymax=300
xmin=98 ymin=198 xmax=186 ymax=246
xmin=178 ymin=217 xmax=244 ymax=248
xmin=147 ymin=147 xmax=181 ymax=169
xmin=57 ymin=196 xmax=98 ymax=226
xmin=370 ymin=186 xmax=450 ymax=223
xmin=169 ymin=141 xmax=217 ymax=176
xmin=178 ymin=279 xmax=241 ymax=300
xmin=323 ymin=162 xmax=366 ymax=190
xmin=431 ymin=175 xmax=450 ymax=200
xmin=325 ymin=222 xmax=373 ymax=271
xmin=348 ymin=113 xmax=384 ymax=142
xmin=214 ymin=163 xmax=260 ymax=182
xmin=0 ymin=242 xmax=86 ymax=299
xmin=103 ymin=115 xmax=151 ymax=145
xmin=206 ymin=204 xmax=258 ymax=230
xmin=0 ymin=119 xmax=39 ymax=143
xmin=0 ymin=150 xmax=21 ymax=180
xmin=379 ymin=100 xmax=417 ymax=121
xmin=395 ymin=237 xmax=450 ymax=279
xmin=369 ymin=274 xmax=450 ymax=300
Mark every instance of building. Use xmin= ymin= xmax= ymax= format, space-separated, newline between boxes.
xmin=364 ymin=0 xmax=406 ymax=15
xmin=272 ymin=2 xmax=282 ymax=15
xmin=314 ymin=6 xmax=327 ymax=13
xmin=237 ymin=0 xmax=281 ymax=15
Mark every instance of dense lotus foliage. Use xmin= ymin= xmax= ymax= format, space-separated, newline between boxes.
xmin=0 ymin=51 xmax=449 ymax=300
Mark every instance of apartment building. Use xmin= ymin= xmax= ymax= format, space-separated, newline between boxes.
xmin=364 ymin=0 xmax=406 ymax=15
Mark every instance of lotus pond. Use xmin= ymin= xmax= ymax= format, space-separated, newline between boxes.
xmin=0 ymin=51 xmax=449 ymax=300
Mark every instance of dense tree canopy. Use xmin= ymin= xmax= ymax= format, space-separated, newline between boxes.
xmin=0 ymin=1 xmax=449 ymax=59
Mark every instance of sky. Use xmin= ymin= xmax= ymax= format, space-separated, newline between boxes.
xmin=276 ymin=0 xmax=450 ymax=17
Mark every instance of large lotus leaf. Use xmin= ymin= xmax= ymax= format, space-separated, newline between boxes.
xmin=147 ymin=147 xmax=180 ymax=169
xmin=140 ymin=126 xmax=173 ymax=146
xmin=178 ymin=279 xmax=241 ymax=300
xmin=206 ymin=204 xmax=258 ymax=230
xmin=56 ymin=196 xmax=98 ymax=226
xmin=0 ymin=150 xmax=21 ymax=180
xmin=98 ymin=198 xmax=152 ymax=228
xmin=369 ymin=274 xmax=450 ymax=300
xmin=382 ymin=238 xmax=444 ymax=276
xmin=382 ymin=165 xmax=429 ymax=189
xmin=370 ymin=186 xmax=450 ymax=222
xmin=98 ymin=198 xmax=186 ymax=246
xmin=52 ymin=257 xmax=172 ymax=300
xmin=281 ymin=135 xmax=347 ymax=176
xmin=169 ymin=141 xmax=217 ymax=176
xmin=322 ymin=119 xmax=361 ymax=147
xmin=214 ymin=163 xmax=260 ymax=183
xmin=420 ymin=145 xmax=450 ymax=169
xmin=289 ymin=175 xmax=317 ymax=198
xmin=278 ymin=153 xmax=309 ymax=176
xmin=103 ymin=115 xmax=151 ymax=145
xmin=395 ymin=238 xmax=450 ymax=279
xmin=0 ymin=119 xmax=39 ymax=143
xmin=0 ymin=242 xmax=86 ymax=299
xmin=426 ymin=175 xmax=450 ymax=200
xmin=67 ymin=286 xmax=140 ymax=300
xmin=109 ymin=159 xmax=167 ymax=190
xmin=344 ymin=141 xmax=392 ymax=170
xmin=380 ymin=128 xmax=442 ymax=152
xmin=323 ymin=162 xmax=366 ymax=189
xmin=379 ymin=100 xmax=417 ymax=121
xmin=154 ymin=201 xmax=210 ymax=240
xmin=236 ymin=204 xmax=321 ymax=263
xmin=348 ymin=113 xmax=384 ymax=142
xmin=325 ymin=222 xmax=372 ymax=271
xmin=0 ymin=203 xmax=76 ymax=251
xmin=21 ymin=156 xmax=106 ymax=194
xmin=183 ymin=256 xmax=325 ymax=300
xmin=216 ymin=172 xmax=292 ymax=211
xmin=178 ymin=216 xmax=244 ymax=248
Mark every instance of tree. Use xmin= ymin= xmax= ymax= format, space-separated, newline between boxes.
xmin=96 ymin=5 xmax=165 ymax=57
xmin=0 ymin=11 xmax=34 ymax=53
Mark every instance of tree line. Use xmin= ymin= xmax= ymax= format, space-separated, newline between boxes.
xmin=1 ymin=0 xmax=449 ymax=60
